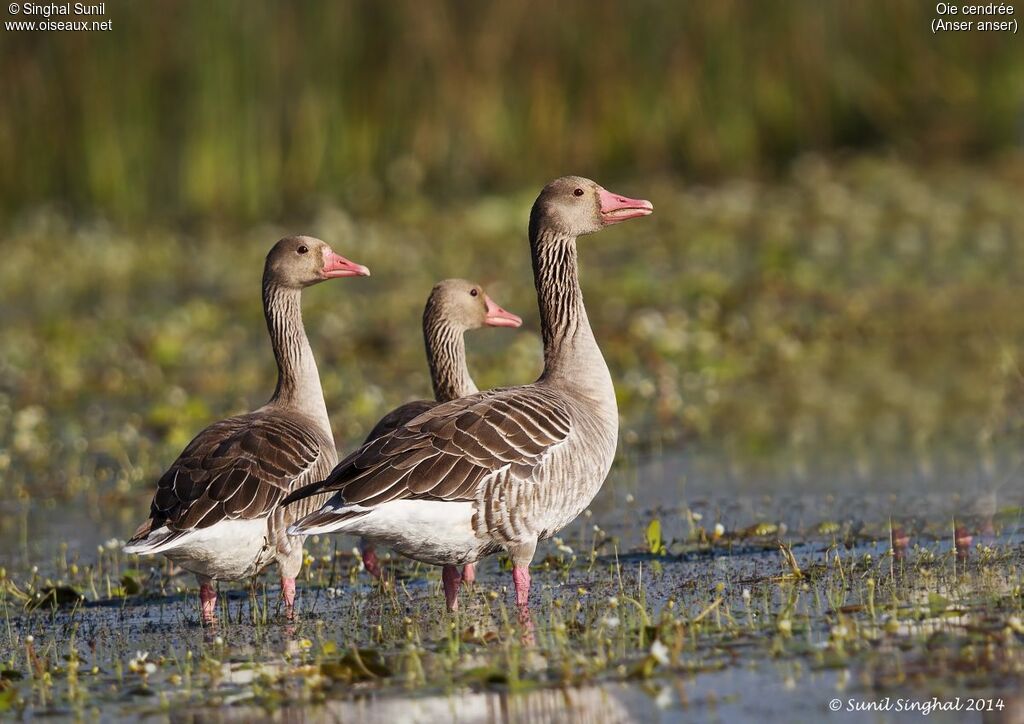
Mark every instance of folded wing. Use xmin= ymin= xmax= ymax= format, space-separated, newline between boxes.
xmin=131 ymin=412 xmax=323 ymax=541
xmin=284 ymin=386 xmax=571 ymax=515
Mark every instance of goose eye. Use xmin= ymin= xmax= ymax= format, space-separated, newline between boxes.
xmin=573 ymin=188 xmax=584 ymax=197
xmin=297 ymin=245 xmax=309 ymax=254
xmin=470 ymin=289 xmax=479 ymax=297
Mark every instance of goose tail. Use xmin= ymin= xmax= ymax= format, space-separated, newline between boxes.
xmin=287 ymin=500 xmax=369 ymax=537
xmin=122 ymin=520 xmax=188 ymax=555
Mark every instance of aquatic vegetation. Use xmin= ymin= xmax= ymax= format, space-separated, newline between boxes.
xmin=1 ymin=159 xmax=1022 ymax=511
xmin=0 ymin=493 xmax=1021 ymax=718
xmin=0 ymin=158 xmax=1022 ymax=716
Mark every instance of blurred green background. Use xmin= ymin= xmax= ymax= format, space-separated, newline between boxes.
xmin=2 ymin=1 xmax=1022 ymax=221
xmin=1 ymin=1 xmax=1023 ymax=503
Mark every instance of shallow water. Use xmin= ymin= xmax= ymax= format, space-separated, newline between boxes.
xmin=5 ymin=445 xmax=1021 ymax=575
xmin=1 ymin=445 xmax=1022 ymax=721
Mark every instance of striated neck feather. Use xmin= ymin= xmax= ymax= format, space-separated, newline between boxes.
xmin=262 ymin=279 xmax=331 ymax=436
xmin=528 ymin=220 xmax=610 ymax=395
xmin=423 ymin=306 xmax=477 ymax=402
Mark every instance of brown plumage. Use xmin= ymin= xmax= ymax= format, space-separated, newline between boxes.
xmin=123 ymin=235 xmax=369 ymax=622
xmin=285 ymin=178 xmax=653 ymax=613
xmin=360 ymin=401 xmax=435 ymax=446
xmin=348 ymin=279 xmax=522 ymax=581
xmin=286 ymin=386 xmax=569 ymax=512
xmin=142 ymin=412 xmax=324 ymax=540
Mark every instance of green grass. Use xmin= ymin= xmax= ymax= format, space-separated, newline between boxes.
xmin=1 ymin=1 xmax=1022 ymax=222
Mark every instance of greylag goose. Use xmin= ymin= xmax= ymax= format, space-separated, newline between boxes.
xmin=123 ymin=236 xmax=369 ymax=623
xmin=284 ymin=177 xmax=652 ymax=612
xmin=357 ymin=279 xmax=522 ymax=584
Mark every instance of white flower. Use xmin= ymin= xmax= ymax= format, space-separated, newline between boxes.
xmin=129 ymin=651 xmax=153 ymax=674
xmin=602 ymin=615 xmax=620 ymax=628
xmin=742 ymin=588 xmax=751 ymax=602
xmin=553 ymin=537 xmax=574 ymax=555
xmin=714 ymin=523 xmax=725 ymax=537
xmin=351 ymin=547 xmax=365 ymax=571
xmin=625 ymin=494 xmax=635 ymax=504
xmin=650 ymin=640 xmax=670 ymax=666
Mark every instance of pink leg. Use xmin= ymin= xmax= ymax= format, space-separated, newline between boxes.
xmin=281 ymin=576 xmax=296 ymax=615
xmin=199 ymin=581 xmax=217 ymax=624
xmin=462 ymin=563 xmax=476 ymax=585
xmin=512 ymin=566 xmax=531 ymax=608
xmin=361 ymin=541 xmax=382 ymax=579
xmin=442 ymin=565 xmax=462 ymax=612
xmin=518 ymin=606 xmax=536 ymax=645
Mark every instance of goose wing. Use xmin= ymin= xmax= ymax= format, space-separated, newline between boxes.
xmin=131 ymin=412 xmax=324 ymax=539
xmin=361 ymin=400 xmax=437 ymax=445
xmin=284 ymin=385 xmax=570 ymax=513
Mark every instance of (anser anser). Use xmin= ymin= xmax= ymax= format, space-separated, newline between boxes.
xmin=284 ymin=177 xmax=652 ymax=612
xmin=124 ymin=236 xmax=370 ymax=622
xmin=357 ymin=279 xmax=522 ymax=588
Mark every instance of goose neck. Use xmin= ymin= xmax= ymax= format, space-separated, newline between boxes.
xmin=424 ymin=313 xmax=476 ymax=402
xmin=263 ymin=279 xmax=331 ymax=434
xmin=530 ymin=227 xmax=602 ymax=381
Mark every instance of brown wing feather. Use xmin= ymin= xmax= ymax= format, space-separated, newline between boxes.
xmin=283 ymin=386 xmax=570 ymax=511
xmin=137 ymin=411 xmax=323 ymax=535
xmin=361 ymin=400 xmax=437 ymax=444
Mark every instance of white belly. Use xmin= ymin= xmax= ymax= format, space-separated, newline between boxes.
xmin=161 ymin=519 xmax=273 ymax=580
xmin=350 ymin=500 xmax=484 ymax=566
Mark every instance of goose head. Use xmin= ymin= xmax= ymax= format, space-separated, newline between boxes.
xmin=531 ymin=176 xmax=653 ymax=238
xmin=265 ymin=235 xmax=370 ymax=288
xmin=428 ymin=278 xmax=523 ymax=331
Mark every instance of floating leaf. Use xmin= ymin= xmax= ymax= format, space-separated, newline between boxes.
xmin=0 ymin=687 xmax=14 ymax=713
xmin=320 ymin=649 xmax=391 ymax=682
xmin=120 ymin=573 xmax=143 ymax=596
xmin=460 ymin=666 xmax=508 ymax=686
xmin=927 ymin=593 xmax=951 ymax=618
xmin=628 ymin=655 xmax=658 ymax=679
xmin=25 ymin=586 xmax=85 ymax=611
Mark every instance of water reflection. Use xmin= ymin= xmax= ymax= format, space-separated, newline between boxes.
xmin=200 ymin=684 xmax=644 ymax=724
